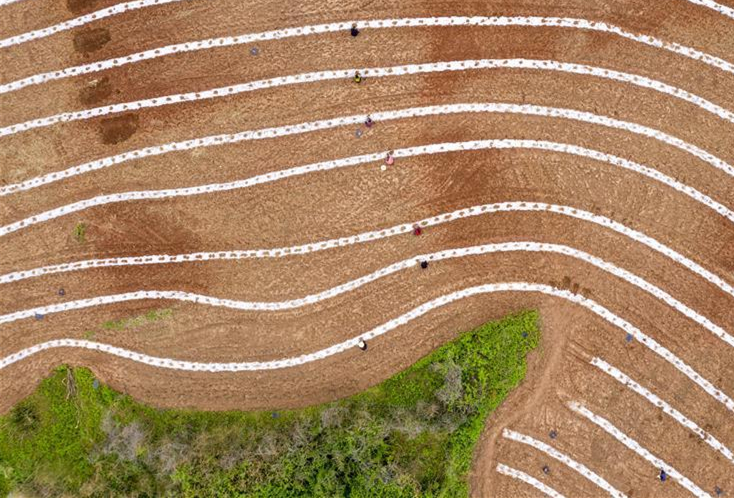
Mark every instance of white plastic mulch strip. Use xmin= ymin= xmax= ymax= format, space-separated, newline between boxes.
xmin=685 ymin=0 xmax=734 ymax=20
xmin=496 ymin=463 xmax=566 ymax=498
xmin=3 ymin=242 xmax=733 ymax=351
xmin=590 ymin=357 xmax=734 ymax=464
xmin=568 ymin=402 xmax=712 ymax=498
xmin=5 ymin=103 xmax=734 ymax=199
xmin=3 ymin=126 xmax=734 ymax=239
xmin=1 ymin=282 xmax=730 ymax=421
xmin=0 ymin=0 xmax=192 ymax=48
xmin=3 ymin=200 xmax=734 ymax=318
xmin=4 ymin=59 xmax=734 ymax=141
xmin=502 ymin=428 xmax=627 ymax=497
xmin=3 ymin=16 xmax=734 ymax=93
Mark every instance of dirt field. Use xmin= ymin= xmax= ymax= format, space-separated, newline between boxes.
xmin=2 ymin=0 xmax=734 ymax=495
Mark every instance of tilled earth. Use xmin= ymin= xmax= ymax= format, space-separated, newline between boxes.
xmin=1 ymin=0 xmax=734 ymax=496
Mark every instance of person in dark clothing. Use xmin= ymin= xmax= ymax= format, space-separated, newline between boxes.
xmin=357 ymin=339 xmax=367 ymax=351
xmin=350 ymin=23 xmax=359 ymax=37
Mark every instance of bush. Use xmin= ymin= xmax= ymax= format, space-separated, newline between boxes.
xmin=73 ymin=222 xmax=87 ymax=243
xmin=10 ymin=403 xmax=40 ymax=434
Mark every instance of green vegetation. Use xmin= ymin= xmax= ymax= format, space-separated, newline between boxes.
xmin=73 ymin=222 xmax=87 ymax=243
xmin=78 ymin=308 xmax=174 ymax=341
xmin=0 ymin=310 xmax=540 ymax=497
xmin=103 ymin=308 xmax=173 ymax=331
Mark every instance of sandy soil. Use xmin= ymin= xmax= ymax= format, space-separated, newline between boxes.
xmin=1 ymin=0 xmax=734 ymax=496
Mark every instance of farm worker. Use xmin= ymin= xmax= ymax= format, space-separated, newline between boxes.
xmin=659 ymin=469 xmax=667 ymax=482
xmin=385 ymin=151 xmax=395 ymax=165
xmin=354 ymin=71 xmax=362 ymax=83
xmin=357 ymin=339 xmax=367 ymax=351
xmin=413 ymin=225 xmax=422 ymax=236
xmin=365 ymin=116 xmax=374 ymax=128
xmin=420 ymin=261 xmax=428 ymax=269
xmin=351 ymin=23 xmax=359 ymax=37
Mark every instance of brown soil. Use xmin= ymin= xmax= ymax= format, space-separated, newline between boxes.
xmin=66 ymin=0 xmax=100 ymax=15
xmin=77 ymin=76 xmax=113 ymax=106
xmin=72 ymin=27 xmax=112 ymax=54
xmin=97 ymin=113 xmax=138 ymax=144
xmin=1 ymin=0 xmax=734 ymax=496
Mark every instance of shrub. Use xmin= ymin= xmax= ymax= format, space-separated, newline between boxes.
xmin=73 ymin=222 xmax=87 ymax=243
xmin=10 ymin=403 xmax=40 ymax=434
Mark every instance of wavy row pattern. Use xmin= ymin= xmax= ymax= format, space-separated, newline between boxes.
xmin=1 ymin=282 xmax=729 ymax=417
xmin=502 ymin=428 xmax=626 ymax=497
xmin=4 ymin=129 xmax=734 ymax=243
xmin=5 ymin=200 xmax=733 ymax=317
xmin=4 ymin=242 xmax=733 ymax=353
xmin=568 ymin=402 xmax=711 ymax=497
xmin=6 ymin=103 xmax=734 ymax=199
xmin=3 ymin=16 xmax=734 ymax=94
xmin=2 ymin=6 xmax=732 ymax=490
xmin=590 ymin=357 xmax=734 ymax=464
xmin=3 ymin=59 xmax=734 ymax=143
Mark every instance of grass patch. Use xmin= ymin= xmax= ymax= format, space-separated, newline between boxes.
xmin=102 ymin=308 xmax=173 ymax=331
xmin=73 ymin=223 xmax=87 ymax=243
xmin=0 ymin=310 xmax=539 ymax=497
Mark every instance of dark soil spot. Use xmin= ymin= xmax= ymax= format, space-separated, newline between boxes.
xmin=561 ymin=276 xmax=572 ymax=289
xmin=99 ymin=114 xmax=139 ymax=144
xmin=79 ymin=77 xmax=112 ymax=106
xmin=571 ymin=282 xmax=580 ymax=294
xmin=67 ymin=0 xmax=98 ymax=13
xmin=73 ymin=28 xmax=111 ymax=54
